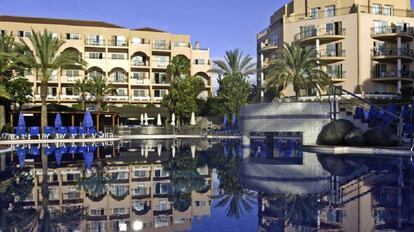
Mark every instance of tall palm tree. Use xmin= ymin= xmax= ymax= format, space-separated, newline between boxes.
xmin=0 ymin=34 xmax=24 ymax=81
xmin=166 ymin=55 xmax=191 ymax=79
xmin=264 ymin=42 xmax=330 ymax=100
xmin=74 ymin=77 xmax=89 ymax=110
xmin=87 ymin=75 xmax=114 ymax=111
xmin=211 ymin=49 xmax=256 ymax=77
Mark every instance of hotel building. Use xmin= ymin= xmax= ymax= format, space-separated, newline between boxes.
xmin=257 ymin=0 xmax=414 ymax=99
xmin=0 ymin=16 xmax=212 ymax=107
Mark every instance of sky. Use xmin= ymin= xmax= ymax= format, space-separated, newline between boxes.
xmin=0 ymin=0 xmax=290 ymax=59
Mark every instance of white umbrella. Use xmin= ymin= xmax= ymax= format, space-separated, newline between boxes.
xmin=157 ymin=144 xmax=162 ymax=156
xmin=140 ymin=145 xmax=144 ymax=156
xmin=140 ymin=114 xmax=144 ymax=125
xmin=171 ymin=145 xmax=176 ymax=158
xmin=190 ymin=112 xmax=196 ymax=126
xmin=191 ymin=145 xmax=196 ymax=158
xmin=144 ymin=113 xmax=149 ymax=126
xmin=171 ymin=113 xmax=176 ymax=126
xmin=157 ymin=113 xmax=162 ymax=126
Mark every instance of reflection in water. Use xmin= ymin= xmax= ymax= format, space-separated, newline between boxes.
xmin=1 ymin=139 xmax=414 ymax=231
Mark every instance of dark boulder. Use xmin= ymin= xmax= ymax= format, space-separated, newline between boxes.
xmin=316 ymin=119 xmax=356 ymax=145
xmin=344 ymin=127 xmax=365 ymax=146
xmin=317 ymin=154 xmax=356 ymax=176
xmin=363 ymin=127 xmax=400 ymax=147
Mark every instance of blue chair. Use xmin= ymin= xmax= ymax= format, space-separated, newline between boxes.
xmin=68 ymin=145 xmax=78 ymax=154
xmin=28 ymin=127 xmax=40 ymax=139
xmin=276 ymin=140 xmax=284 ymax=156
xmin=45 ymin=145 xmax=56 ymax=155
xmin=88 ymin=127 xmax=102 ymax=138
xmin=68 ymin=126 xmax=78 ymax=138
xmin=43 ymin=127 xmax=56 ymax=139
xmin=78 ymin=127 xmax=87 ymax=138
xmin=56 ymin=127 xmax=68 ymax=139
xmin=354 ymin=107 xmax=364 ymax=120
xmin=15 ymin=127 xmax=27 ymax=139
xmin=30 ymin=145 xmax=40 ymax=156
xmin=77 ymin=145 xmax=86 ymax=154
xmin=284 ymin=140 xmax=294 ymax=157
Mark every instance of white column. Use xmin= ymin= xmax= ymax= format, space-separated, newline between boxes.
xmin=316 ymin=39 xmax=320 ymax=57
xmin=397 ymin=37 xmax=402 ymax=94
xmin=398 ymin=81 xmax=402 ymax=94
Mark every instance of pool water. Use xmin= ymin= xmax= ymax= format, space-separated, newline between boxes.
xmin=0 ymin=139 xmax=413 ymax=231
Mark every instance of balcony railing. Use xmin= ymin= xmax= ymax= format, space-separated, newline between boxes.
xmin=85 ymin=39 xmax=105 ymax=46
xmin=132 ymin=96 xmax=151 ymax=101
xmin=108 ymin=40 xmax=128 ymax=47
xmin=131 ymin=61 xmax=149 ymax=67
xmin=328 ymin=71 xmax=346 ymax=79
xmin=319 ymin=49 xmax=346 ymax=58
xmin=152 ymin=44 xmax=171 ymax=50
xmin=373 ymin=70 xmax=414 ymax=80
xmin=152 ymin=80 xmax=169 ymax=85
xmin=372 ymin=48 xmax=414 ymax=57
xmin=371 ymin=26 xmax=414 ymax=36
xmin=108 ymin=96 xmax=129 ymax=101
xmin=294 ymin=28 xmax=346 ymax=41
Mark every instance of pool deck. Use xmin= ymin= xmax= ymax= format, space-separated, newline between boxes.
xmin=304 ymin=145 xmax=412 ymax=157
xmin=0 ymin=137 xmax=121 ymax=145
xmin=121 ymin=135 xmax=241 ymax=140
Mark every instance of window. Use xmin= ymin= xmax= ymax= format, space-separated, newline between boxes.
xmin=134 ymin=184 xmax=147 ymax=196
xmin=159 ymin=199 xmax=169 ymax=210
xmin=88 ymin=52 xmax=103 ymax=59
xmin=110 ymin=185 xmax=128 ymax=196
xmin=327 ymin=64 xmax=343 ymax=79
xmin=371 ymin=4 xmax=381 ymax=15
xmin=153 ymin=72 xmax=167 ymax=84
xmin=49 ymin=87 xmax=57 ymax=96
xmin=173 ymin=41 xmax=188 ymax=47
xmin=132 ymin=72 xmax=147 ymax=80
xmin=132 ymin=56 xmax=146 ymax=66
xmin=133 ymin=89 xmax=148 ymax=97
xmin=91 ymin=208 xmax=105 ymax=216
xmin=155 ymin=215 xmax=170 ymax=228
xmin=114 ymin=171 xmax=129 ymax=180
xmin=155 ymin=183 xmax=170 ymax=195
xmin=112 ymin=208 xmax=127 ymax=215
xmin=153 ymin=40 xmax=169 ymax=50
xmin=153 ymin=56 xmax=169 ymax=64
xmin=396 ymin=22 xmax=410 ymax=33
xmin=383 ymin=5 xmax=393 ymax=16
xmin=154 ymin=90 xmax=168 ymax=98
xmin=111 ymin=35 xmax=126 ymax=46
xmin=66 ymin=191 xmax=80 ymax=199
xmin=300 ymin=25 xmax=316 ymax=39
xmin=88 ymin=70 xmax=103 ymax=78
xmin=90 ymin=221 xmax=105 ymax=232
xmin=65 ymin=87 xmax=74 ymax=96
xmin=48 ymin=187 xmax=59 ymax=200
xmin=111 ymin=53 xmax=126 ymax=60
xmin=373 ymin=41 xmax=386 ymax=55
xmin=66 ymin=69 xmax=79 ymax=77
xmin=375 ymin=63 xmax=387 ymax=78
xmin=66 ymin=33 xmax=80 ymax=40
xmin=373 ymin=20 xmax=387 ymax=34
xmin=134 ymin=169 xmax=149 ymax=177
xmin=116 ymin=88 xmax=128 ymax=96
xmin=194 ymin=59 xmax=206 ymax=65
xmin=154 ymin=168 xmax=168 ymax=177
xmin=309 ymin=7 xmax=320 ymax=18
xmin=133 ymin=201 xmax=146 ymax=211
xmin=324 ymin=5 xmax=336 ymax=17
xmin=87 ymin=35 xmax=103 ymax=45
xmin=110 ymin=71 xmax=126 ymax=82
xmin=18 ymin=31 xmax=32 ymax=37
xmin=132 ymin=37 xmax=144 ymax=44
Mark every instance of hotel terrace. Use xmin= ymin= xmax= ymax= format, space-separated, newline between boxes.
xmin=257 ymin=0 xmax=414 ymax=99
xmin=0 ymin=15 xmax=212 ymax=107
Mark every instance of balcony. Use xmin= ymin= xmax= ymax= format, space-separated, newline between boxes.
xmin=131 ymin=78 xmax=150 ymax=85
xmin=294 ymin=28 xmax=346 ymax=44
xmin=107 ymin=40 xmax=128 ymax=47
xmin=327 ymin=71 xmax=346 ymax=82
xmin=60 ymin=95 xmax=80 ymax=100
xmin=372 ymin=48 xmax=414 ymax=62
xmin=152 ymin=43 xmax=171 ymax=51
xmin=108 ymin=96 xmax=129 ymax=101
xmin=260 ymin=41 xmax=278 ymax=52
xmin=131 ymin=61 xmax=150 ymax=68
xmin=318 ymin=49 xmax=346 ymax=63
xmin=152 ymin=80 xmax=169 ymax=86
xmin=153 ymin=97 xmax=163 ymax=102
xmin=372 ymin=70 xmax=414 ymax=82
xmin=84 ymin=39 xmax=105 ymax=47
xmin=371 ymin=26 xmax=414 ymax=42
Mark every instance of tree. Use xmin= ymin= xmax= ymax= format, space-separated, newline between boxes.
xmin=167 ymin=55 xmax=191 ymax=78
xmin=216 ymin=73 xmax=251 ymax=116
xmin=0 ymin=34 xmax=24 ymax=81
xmin=211 ymin=49 xmax=256 ymax=77
xmin=162 ymin=76 xmax=205 ymax=126
xmin=6 ymin=77 xmax=32 ymax=110
xmin=88 ymin=75 xmax=114 ymax=111
xmin=74 ymin=77 xmax=89 ymax=110
xmin=264 ymin=42 xmax=330 ymax=100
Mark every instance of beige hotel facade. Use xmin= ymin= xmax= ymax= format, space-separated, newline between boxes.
xmin=258 ymin=0 xmax=414 ymax=99
xmin=0 ymin=16 xmax=212 ymax=107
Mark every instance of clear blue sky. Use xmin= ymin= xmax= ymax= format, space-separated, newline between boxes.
xmin=0 ymin=0 xmax=291 ymax=59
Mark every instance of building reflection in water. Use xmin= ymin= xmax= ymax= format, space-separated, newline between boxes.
xmin=0 ymin=139 xmax=213 ymax=231
xmin=246 ymin=134 xmax=414 ymax=232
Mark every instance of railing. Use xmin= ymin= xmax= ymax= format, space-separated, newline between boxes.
xmin=373 ymin=70 xmax=414 ymax=80
xmin=287 ymin=7 xmax=354 ymax=23
xmin=107 ymin=40 xmax=128 ymax=47
xmin=84 ymin=39 xmax=105 ymax=46
xmin=328 ymin=71 xmax=346 ymax=79
xmin=294 ymin=28 xmax=346 ymax=41
xmin=319 ymin=49 xmax=346 ymax=58
xmin=131 ymin=61 xmax=149 ymax=67
xmin=329 ymin=85 xmax=403 ymax=139
xmin=258 ymin=27 xmax=270 ymax=38
xmin=371 ymin=26 xmax=414 ymax=36
xmin=372 ymin=48 xmax=414 ymax=57
xmin=152 ymin=44 xmax=171 ymax=50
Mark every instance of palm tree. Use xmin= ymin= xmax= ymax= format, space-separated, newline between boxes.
xmin=211 ymin=49 xmax=256 ymax=77
xmin=16 ymin=29 xmax=86 ymax=129
xmin=87 ymin=75 xmax=114 ymax=111
xmin=0 ymin=34 xmax=24 ymax=81
xmin=264 ymin=42 xmax=330 ymax=100
xmin=167 ymin=55 xmax=191 ymax=79
xmin=74 ymin=77 xmax=89 ymax=110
